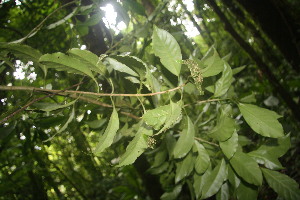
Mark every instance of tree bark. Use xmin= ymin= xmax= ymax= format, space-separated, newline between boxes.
xmin=206 ymin=0 xmax=300 ymax=123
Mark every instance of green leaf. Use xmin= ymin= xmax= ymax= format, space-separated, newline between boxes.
xmin=248 ymin=134 xmax=291 ymax=169
xmin=220 ymin=131 xmax=238 ymax=159
xmin=227 ymin=165 xmax=241 ymax=189
xmin=0 ymin=43 xmax=41 ymax=63
xmin=194 ymin=141 xmax=210 ymax=174
xmin=200 ymin=47 xmax=224 ymax=77
xmin=262 ymin=168 xmax=300 ymax=200
xmin=152 ymin=145 xmax=168 ymax=168
xmin=68 ymin=48 xmax=106 ymax=75
xmin=229 ymin=151 xmax=262 ymax=186
xmin=105 ymin=57 xmax=138 ymax=77
xmin=236 ymin=181 xmax=258 ymax=200
xmin=152 ymin=26 xmax=182 ymax=76
xmin=93 ymin=107 xmax=119 ymax=155
xmin=175 ymin=152 xmax=195 ymax=183
xmin=201 ymin=159 xmax=228 ymax=199
xmin=161 ymin=185 xmax=182 ymax=200
xmin=39 ymin=52 xmax=96 ymax=82
xmin=33 ymin=99 xmax=77 ymax=112
xmin=214 ymin=63 xmax=233 ymax=97
xmin=173 ymin=117 xmax=195 ymax=159
xmin=216 ymin=182 xmax=229 ymax=200
xmin=193 ymin=167 xmax=212 ymax=199
xmin=117 ymin=124 xmax=152 ymax=167
xmin=144 ymin=100 xmax=182 ymax=135
xmin=143 ymin=104 xmax=170 ymax=130
xmin=238 ymin=103 xmax=284 ymax=138
xmin=232 ymin=65 xmax=246 ymax=75
xmin=208 ymin=111 xmax=235 ymax=142
xmin=110 ymin=55 xmax=148 ymax=80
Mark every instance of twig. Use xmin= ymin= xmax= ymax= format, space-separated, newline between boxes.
xmin=184 ymin=98 xmax=223 ymax=107
xmin=0 ymin=82 xmax=83 ymax=124
xmin=15 ymin=1 xmax=78 ymax=44
xmin=0 ymin=83 xmax=186 ymax=97
xmin=194 ymin=137 xmax=219 ymax=147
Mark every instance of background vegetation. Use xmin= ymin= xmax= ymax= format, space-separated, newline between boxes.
xmin=0 ymin=0 xmax=300 ymax=199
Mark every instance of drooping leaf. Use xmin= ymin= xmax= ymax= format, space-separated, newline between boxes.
xmin=194 ymin=141 xmax=210 ymax=174
xmin=262 ymin=168 xmax=300 ymax=200
xmin=248 ymin=150 xmax=283 ymax=170
xmin=152 ymin=144 xmax=168 ymax=168
xmin=39 ymin=52 xmax=96 ymax=83
xmin=201 ymin=159 xmax=228 ymax=199
xmin=160 ymin=185 xmax=182 ymax=200
xmin=216 ymin=182 xmax=229 ymax=200
xmin=214 ymin=63 xmax=233 ymax=97
xmin=0 ymin=43 xmax=41 ymax=63
xmin=105 ymin=57 xmax=138 ymax=77
xmin=200 ymin=47 xmax=224 ymax=77
xmin=33 ymin=99 xmax=77 ymax=112
xmin=68 ymin=48 xmax=106 ymax=75
xmin=220 ymin=131 xmax=238 ymax=159
xmin=175 ymin=152 xmax=195 ymax=183
xmin=152 ymin=26 xmax=182 ymax=76
xmin=117 ymin=124 xmax=152 ymax=167
xmin=93 ymin=107 xmax=119 ymax=155
xmin=236 ymin=181 xmax=258 ymax=200
xmin=238 ymin=103 xmax=284 ymax=138
xmin=110 ymin=55 xmax=147 ymax=80
xmin=229 ymin=151 xmax=262 ymax=186
xmin=173 ymin=117 xmax=195 ymax=159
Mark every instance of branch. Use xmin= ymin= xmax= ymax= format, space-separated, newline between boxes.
xmin=194 ymin=137 xmax=219 ymax=147
xmin=13 ymin=1 xmax=78 ymax=43
xmin=0 ymin=83 xmax=186 ymax=97
xmin=0 ymin=82 xmax=83 ymax=124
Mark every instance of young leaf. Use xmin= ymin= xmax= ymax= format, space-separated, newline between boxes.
xmin=117 ymin=124 xmax=152 ymax=167
xmin=220 ymin=131 xmax=238 ymax=159
xmin=201 ymin=159 xmax=228 ymax=199
xmin=236 ymin=181 xmax=258 ymax=200
xmin=175 ymin=152 xmax=195 ymax=183
xmin=93 ymin=107 xmax=119 ymax=155
xmin=238 ymin=103 xmax=284 ymax=138
xmin=152 ymin=26 xmax=182 ymax=76
xmin=173 ymin=117 xmax=195 ymax=159
xmin=143 ymin=104 xmax=170 ymax=130
xmin=262 ymin=168 xmax=300 ymax=200
xmin=156 ymin=100 xmax=182 ymax=135
xmin=105 ymin=57 xmax=138 ymax=77
xmin=214 ymin=63 xmax=233 ymax=97
xmin=230 ymin=151 xmax=262 ymax=186
xmin=194 ymin=141 xmax=210 ymax=174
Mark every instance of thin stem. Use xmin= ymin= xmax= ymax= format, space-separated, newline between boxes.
xmin=194 ymin=137 xmax=219 ymax=147
xmin=16 ymin=1 xmax=78 ymax=44
xmin=0 ymin=82 xmax=83 ymax=124
xmin=184 ymin=98 xmax=224 ymax=107
xmin=0 ymin=83 xmax=186 ymax=97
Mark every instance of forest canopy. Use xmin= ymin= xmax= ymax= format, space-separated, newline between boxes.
xmin=0 ymin=0 xmax=300 ymax=199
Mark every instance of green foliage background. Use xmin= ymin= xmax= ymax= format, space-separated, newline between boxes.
xmin=0 ymin=0 xmax=300 ymax=199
